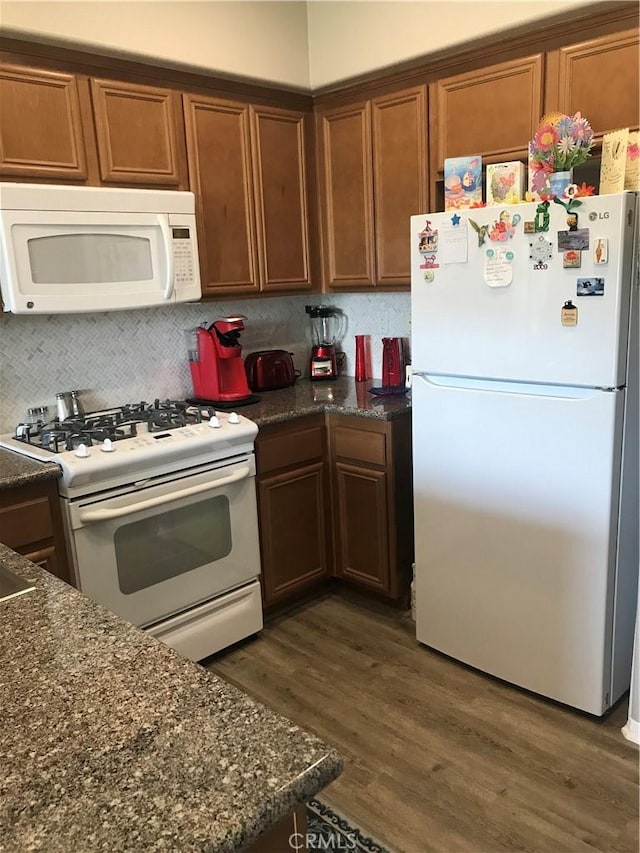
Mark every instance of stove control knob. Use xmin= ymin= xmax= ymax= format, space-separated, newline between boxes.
xmin=208 ymin=416 xmax=221 ymax=429
xmin=74 ymin=443 xmax=90 ymax=458
xmin=228 ymin=412 xmax=240 ymax=425
xmin=101 ymin=438 xmax=115 ymax=453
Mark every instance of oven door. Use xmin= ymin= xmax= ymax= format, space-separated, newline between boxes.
xmin=65 ymin=457 xmax=260 ymax=628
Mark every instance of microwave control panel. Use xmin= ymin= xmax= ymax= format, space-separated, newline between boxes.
xmin=172 ymin=227 xmax=197 ymax=285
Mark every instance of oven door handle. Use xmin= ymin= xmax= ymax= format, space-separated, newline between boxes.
xmin=78 ymin=464 xmax=251 ymax=523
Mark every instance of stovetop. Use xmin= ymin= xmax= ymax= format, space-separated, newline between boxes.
xmin=0 ymin=399 xmax=258 ymax=498
xmin=12 ymin=400 xmax=216 ymax=453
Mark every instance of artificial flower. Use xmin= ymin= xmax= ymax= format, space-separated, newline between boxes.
xmin=564 ymin=184 xmax=579 ymax=199
xmin=574 ymin=182 xmax=596 ymax=197
xmin=528 ymin=112 xmax=594 ymax=172
xmin=531 ymin=166 xmax=553 ymax=194
xmin=534 ymin=124 xmax=559 ymax=152
xmin=558 ymin=136 xmax=576 ymax=158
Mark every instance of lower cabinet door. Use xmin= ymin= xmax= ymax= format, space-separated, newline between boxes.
xmin=23 ymin=545 xmax=59 ymax=578
xmin=333 ymin=461 xmax=390 ymax=592
xmin=257 ymin=462 xmax=329 ymax=608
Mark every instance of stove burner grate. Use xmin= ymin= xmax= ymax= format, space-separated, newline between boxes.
xmin=13 ymin=399 xmax=216 ymax=452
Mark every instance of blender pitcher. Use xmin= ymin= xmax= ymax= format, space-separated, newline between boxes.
xmin=305 ymin=306 xmax=347 ymax=380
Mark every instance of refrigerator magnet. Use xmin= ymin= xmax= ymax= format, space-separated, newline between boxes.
xmin=563 ymin=250 xmax=581 ymax=269
xmin=524 ymin=221 xmax=535 ymax=234
xmin=484 ymin=247 xmax=513 ymax=287
xmin=488 ymin=210 xmax=521 ymax=242
xmin=418 ymin=220 xmax=438 ymax=253
xmin=561 ymin=300 xmax=578 ymax=326
xmin=534 ymin=201 xmax=550 ymax=233
xmin=557 ymin=228 xmax=589 ymax=251
xmin=423 ymin=269 xmax=435 ymax=282
xmin=577 ymin=277 xmax=605 ymax=296
xmin=469 ymin=219 xmax=489 ymax=246
xmin=529 ymin=236 xmax=553 ymax=269
xmin=419 ymin=254 xmax=439 ymax=270
xmin=594 ymin=238 xmax=608 ymax=264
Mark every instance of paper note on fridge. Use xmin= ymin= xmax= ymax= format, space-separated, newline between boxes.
xmin=484 ymin=248 xmax=513 ymax=287
xmin=440 ymin=225 xmax=468 ymax=264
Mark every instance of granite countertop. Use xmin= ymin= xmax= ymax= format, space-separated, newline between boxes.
xmin=0 ymin=377 xmax=411 ymax=492
xmin=0 ymin=545 xmax=343 ymax=852
xmin=0 ymin=448 xmax=60 ymax=491
xmin=236 ymin=375 xmax=411 ymax=426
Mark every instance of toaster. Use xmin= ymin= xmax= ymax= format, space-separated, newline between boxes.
xmin=244 ymin=350 xmax=297 ymax=391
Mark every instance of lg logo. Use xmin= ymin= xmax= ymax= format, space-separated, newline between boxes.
xmin=589 ymin=211 xmax=610 ymax=221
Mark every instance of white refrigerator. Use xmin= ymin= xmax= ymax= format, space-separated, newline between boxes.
xmin=410 ymin=191 xmax=638 ymax=716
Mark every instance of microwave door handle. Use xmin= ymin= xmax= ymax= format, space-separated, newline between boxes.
xmin=78 ymin=464 xmax=251 ymax=523
xmin=159 ymin=214 xmax=174 ymax=301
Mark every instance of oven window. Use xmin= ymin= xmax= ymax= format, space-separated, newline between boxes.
xmin=114 ymin=495 xmax=232 ymax=594
xmin=28 ymin=233 xmax=153 ymax=283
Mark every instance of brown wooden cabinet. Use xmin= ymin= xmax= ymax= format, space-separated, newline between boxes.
xmin=89 ymin=78 xmax=186 ymax=187
xmin=251 ymin=105 xmax=312 ymax=291
xmin=0 ymin=63 xmax=88 ymax=181
xmin=327 ymin=412 xmax=413 ymax=603
xmin=255 ymin=411 xmax=413 ymax=611
xmin=547 ymin=29 xmax=640 ymax=136
xmin=255 ymin=416 xmax=330 ymax=611
xmin=183 ymin=94 xmax=313 ymax=296
xmin=430 ymin=54 xmax=543 ymax=206
xmin=0 ymin=479 xmax=71 ymax=585
xmin=317 ymin=85 xmax=427 ymax=290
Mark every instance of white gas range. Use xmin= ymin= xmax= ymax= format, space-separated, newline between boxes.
xmin=0 ymin=400 xmax=263 ymax=661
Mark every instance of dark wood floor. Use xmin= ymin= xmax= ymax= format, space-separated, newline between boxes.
xmin=208 ymin=595 xmax=639 ymax=853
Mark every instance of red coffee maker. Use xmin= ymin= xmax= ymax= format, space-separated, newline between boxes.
xmin=382 ymin=337 xmax=406 ymax=388
xmin=187 ymin=316 xmax=254 ymax=404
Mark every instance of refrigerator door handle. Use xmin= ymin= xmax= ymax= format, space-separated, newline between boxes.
xmin=412 ymin=372 xmax=621 ymax=400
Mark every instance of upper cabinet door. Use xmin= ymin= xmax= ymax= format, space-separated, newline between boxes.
xmin=250 ymin=105 xmax=312 ymax=291
xmin=183 ymin=94 xmax=259 ymax=295
xmin=318 ymin=102 xmax=375 ymax=289
xmin=553 ymin=30 xmax=640 ymax=135
xmin=372 ymin=86 xmax=427 ymax=286
xmin=90 ymin=79 xmax=185 ymax=186
xmin=433 ymin=55 xmax=544 ymax=166
xmin=0 ymin=64 xmax=88 ymax=180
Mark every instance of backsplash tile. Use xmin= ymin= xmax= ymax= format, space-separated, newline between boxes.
xmin=0 ymin=292 xmax=409 ymax=432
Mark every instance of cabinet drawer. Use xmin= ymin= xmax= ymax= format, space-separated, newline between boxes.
xmin=333 ymin=425 xmax=386 ymax=467
xmin=0 ymin=495 xmax=53 ymax=549
xmin=257 ymin=424 xmax=324 ymax=474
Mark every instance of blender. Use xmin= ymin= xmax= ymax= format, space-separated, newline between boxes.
xmin=305 ymin=305 xmax=346 ymax=380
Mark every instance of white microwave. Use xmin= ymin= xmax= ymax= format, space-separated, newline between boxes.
xmin=0 ymin=183 xmax=201 ymax=314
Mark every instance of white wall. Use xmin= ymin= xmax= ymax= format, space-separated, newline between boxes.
xmin=0 ymin=1 xmax=312 ymax=89
xmin=306 ymin=0 xmax=601 ymax=88
xmin=1 ymin=0 xmax=603 ymax=90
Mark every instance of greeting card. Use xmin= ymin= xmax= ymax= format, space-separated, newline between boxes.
xmin=486 ymin=161 xmax=525 ymax=205
xmin=599 ymin=128 xmax=629 ymax=195
xmin=624 ymin=131 xmax=640 ymax=191
xmin=444 ymin=156 xmax=482 ymax=210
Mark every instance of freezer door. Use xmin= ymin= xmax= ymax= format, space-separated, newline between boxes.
xmin=412 ymin=373 xmax=625 ymax=715
xmin=410 ymin=192 xmax=637 ymax=388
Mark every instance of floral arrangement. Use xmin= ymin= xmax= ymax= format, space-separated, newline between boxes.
xmin=528 ymin=112 xmax=594 ymax=193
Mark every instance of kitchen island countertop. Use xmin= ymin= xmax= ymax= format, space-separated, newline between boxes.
xmin=229 ymin=375 xmax=411 ymax=426
xmin=0 ymin=544 xmax=342 ymax=852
